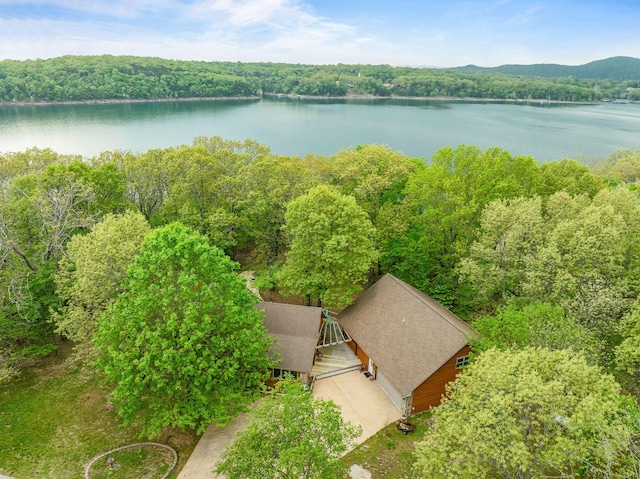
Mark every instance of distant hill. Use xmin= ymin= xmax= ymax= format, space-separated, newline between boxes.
xmin=451 ymin=56 xmax=640 ymax=81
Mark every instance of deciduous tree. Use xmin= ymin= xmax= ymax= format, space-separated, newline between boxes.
xmin=458 ymin=196 xmax=545 ymax=308
xmin=382 ymin=145 xmax=540 ymax=311
xmin=278 ymin=185 xmax=377 ymax=308
xmin=53 ymin=210 xmax=151 ymax=363
xmin=538 ymin=158 xmax=605 ymax=197
xmin=460 ymin=188 xmax=639 ymax=334
xmin=331 ymin=145 xmax=417 ymax=283
xmin=331 ymin=144 xmax=416 ymax=228
xmin=241 ymin=155 xmax=319 ymax=267
xmin=414 ymin=348 xmax=630 ymax=479
xmin=593 ymin=148 xmax=640 ymax=184
xmin=122 ymin=148 xmax=171 ymax=222
xmin=215 ymin=381 xmax=361 ymax=479
xmin=0 ymin=162 xmax=102 ymax=375
xmin=470 ymin=302 xmax=597 ymax=359
xmin=95 ymin=223 xmax=274 ymax=438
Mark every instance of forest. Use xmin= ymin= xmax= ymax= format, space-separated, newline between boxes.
xmin=3 ymin=139 xmax=640 ymax=477
xmin=452 ymin=55 xmax=640 ymax=81
xmin=1 ymin=55 xmax=639 ymax=103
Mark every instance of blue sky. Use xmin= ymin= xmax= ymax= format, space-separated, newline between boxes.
xmin=0 ymin=0 xmax=638 ymax=67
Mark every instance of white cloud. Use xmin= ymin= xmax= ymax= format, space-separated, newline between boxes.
xmin=0 ymin=0 xmax=637 ymax=67
xmin=188 ymin=0 xmax=306 ymax=27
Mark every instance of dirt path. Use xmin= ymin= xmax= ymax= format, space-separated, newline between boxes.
xmin=239 ymin=271 xmax=262 ymax=301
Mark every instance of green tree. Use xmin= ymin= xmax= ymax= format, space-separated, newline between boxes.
xmin=414 ymin=348 xmax=630 ymax=479
xmin=526 ymin=191 xmax=633 ymax=337
xmin=331 ymin=145 xmax=417 ymax=282
xmin=460 ymin=189 xmax=639 ymax=334
xmin=95 ymin=223 xmax=274 ymax=438
xmin=241 ymin=155 xmax=319 ymax=267
xmin=278 ymin=185 xmax=378 ymax=308
xmin=122 ymin=148 xmax=171 ymax=223
xmin=0 ymin=147 xmax=71 ymax=185
xmin=53 ymin=211 xmax=151 ymax=363
xmin=616 ymin=299 xmax=640 ymax=385
xmin=162 ymin=138 xmax=270 ymax=257
xmin=162 ymin=145 xmax=226 ymax=234
xmin=331 ymin=145 xmax=416 ymax=227
xmin=215 ymin=380 xmax=361 ymax=479
xmin=470 ymin=302 xmax=597 ymax=358
xmin=539 ymin=158 xmax=604 ymax=198
xmin=0 ymin=162 xmax=100 ymax=376
xmin=593 ymin=149 xmax=640 ymax=184
xmin=458 ymin=196 xmax=545 ymax=309
xmin=383 ymin=145 xmax=540 ymax=310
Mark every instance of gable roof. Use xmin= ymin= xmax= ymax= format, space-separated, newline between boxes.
xmin=338 ymin=274 xmax=474 ymax=397
xmin=258 ymin=302 xmax=322 ymax=374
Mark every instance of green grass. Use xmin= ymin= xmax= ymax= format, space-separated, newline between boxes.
xmin=342 ymin=412 xmax=433 ymax=478
xmin=0 ymin=343 xmax=199 ymax=479
xmin=87 ymin=445 xmax=174 ymax=479
xmin=1 ymin=341 xmax=433 ymax=479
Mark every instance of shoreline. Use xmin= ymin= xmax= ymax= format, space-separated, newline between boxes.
xmin=265 ymin=93 xmax=602 ymax=105
xmin=0 ymin=96 xmax=263 ymax=107
xmin=0 ymin=94 xmax=605 ymax=107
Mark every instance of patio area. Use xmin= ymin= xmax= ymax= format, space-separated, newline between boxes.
xmin=313 ymin=369 xmax=401 ymax=444
xmin=311 ymin=342 xmax=361 ymax=379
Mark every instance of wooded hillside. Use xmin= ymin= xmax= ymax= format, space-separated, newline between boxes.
xmin=452 ymin=56 xmax=640 ymax=81
xmin=1 ymin=55 xmax=638 ymax=103
xmin=3 ymin=140 xmax=640 ymax=477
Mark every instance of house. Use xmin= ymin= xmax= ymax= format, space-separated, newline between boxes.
xmin=257 ymin=302 xmax=323 ymax=385
xmin=338 ymin=274 xmax=474 ymax=417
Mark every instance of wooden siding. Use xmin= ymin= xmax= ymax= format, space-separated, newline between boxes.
xmin=356 ymin=345 xmax=369 ymax=368
xmin=349 ymin=340 xmax=370 ymax=367
xmin=410 ymin=345 xmax=471 ymax=414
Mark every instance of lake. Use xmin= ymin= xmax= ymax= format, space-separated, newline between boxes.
xmin=1 ymin=97 xmax=639 ymax=162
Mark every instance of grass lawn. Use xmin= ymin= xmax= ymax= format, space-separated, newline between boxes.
xmin=0 ymin=342 xmax=199 ymax=479
xmin=343 ymin=412 xmax=432 ymax=478
xmin=86 ymin=444 xmax=176 ymax=479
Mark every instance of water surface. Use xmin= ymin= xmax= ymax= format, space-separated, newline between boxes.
xmin=0 ymin=98 xmax=639 ymax=162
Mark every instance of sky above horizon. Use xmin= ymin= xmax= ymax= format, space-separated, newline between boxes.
xmin=0 ymin=0 xmax=638 ymax=68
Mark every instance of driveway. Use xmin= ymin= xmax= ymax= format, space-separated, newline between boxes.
xmin=177 ymin=370 xmax=400 ymax=478
xmin=176 ymin=411 xmax=252 ymax=479
xmin=312 ymin=369 xmax=401 ymax=444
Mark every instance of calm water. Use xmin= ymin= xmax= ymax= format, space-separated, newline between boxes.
xmin=0 ymin=97 xmax=639 ymax=162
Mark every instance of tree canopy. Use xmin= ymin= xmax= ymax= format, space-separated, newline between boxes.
xmin=414 ymin=347 xmax=632 ymax=479
xmin=470 ymin=302 xmax=598 ymax=360
xmin=382 ymin=145 xmax=540 ymax=310
xmin=277 ymin=185 xmax=378 ymax=308
xmin=53 ymin=210 xmax=151 ymax=363
xmin=2 ymin=55 xmax=635 ymax=103
xmin=94 ymin=223 xmax=274 ymax=438
xmin=459 ymin=187 xmax=640 ymax=352
xmin=2 ymin=139 xmax=640 ymax=476
xmin=215 ymin=380 xmax=361 ymax=479
xmin=0 ymin=156 xmax=127 ymax=380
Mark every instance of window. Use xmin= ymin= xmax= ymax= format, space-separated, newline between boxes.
xmin=272 ymin=368 xmax=297 ymax=379
xmin=455 ymin=355 xmax=469 ymax=369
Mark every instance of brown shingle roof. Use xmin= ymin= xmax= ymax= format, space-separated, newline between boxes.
xmin=258 ymin=302 xmax=322 ymax=374
xmin=338 ymin=274 xmax=474 ymax=396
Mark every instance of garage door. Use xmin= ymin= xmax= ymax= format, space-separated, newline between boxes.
xmin=375 ymin=369 xmax=404 ymax=413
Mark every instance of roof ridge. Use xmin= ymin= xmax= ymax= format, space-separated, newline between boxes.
xmin=386 ymin=274 xmax=472 ymax=335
